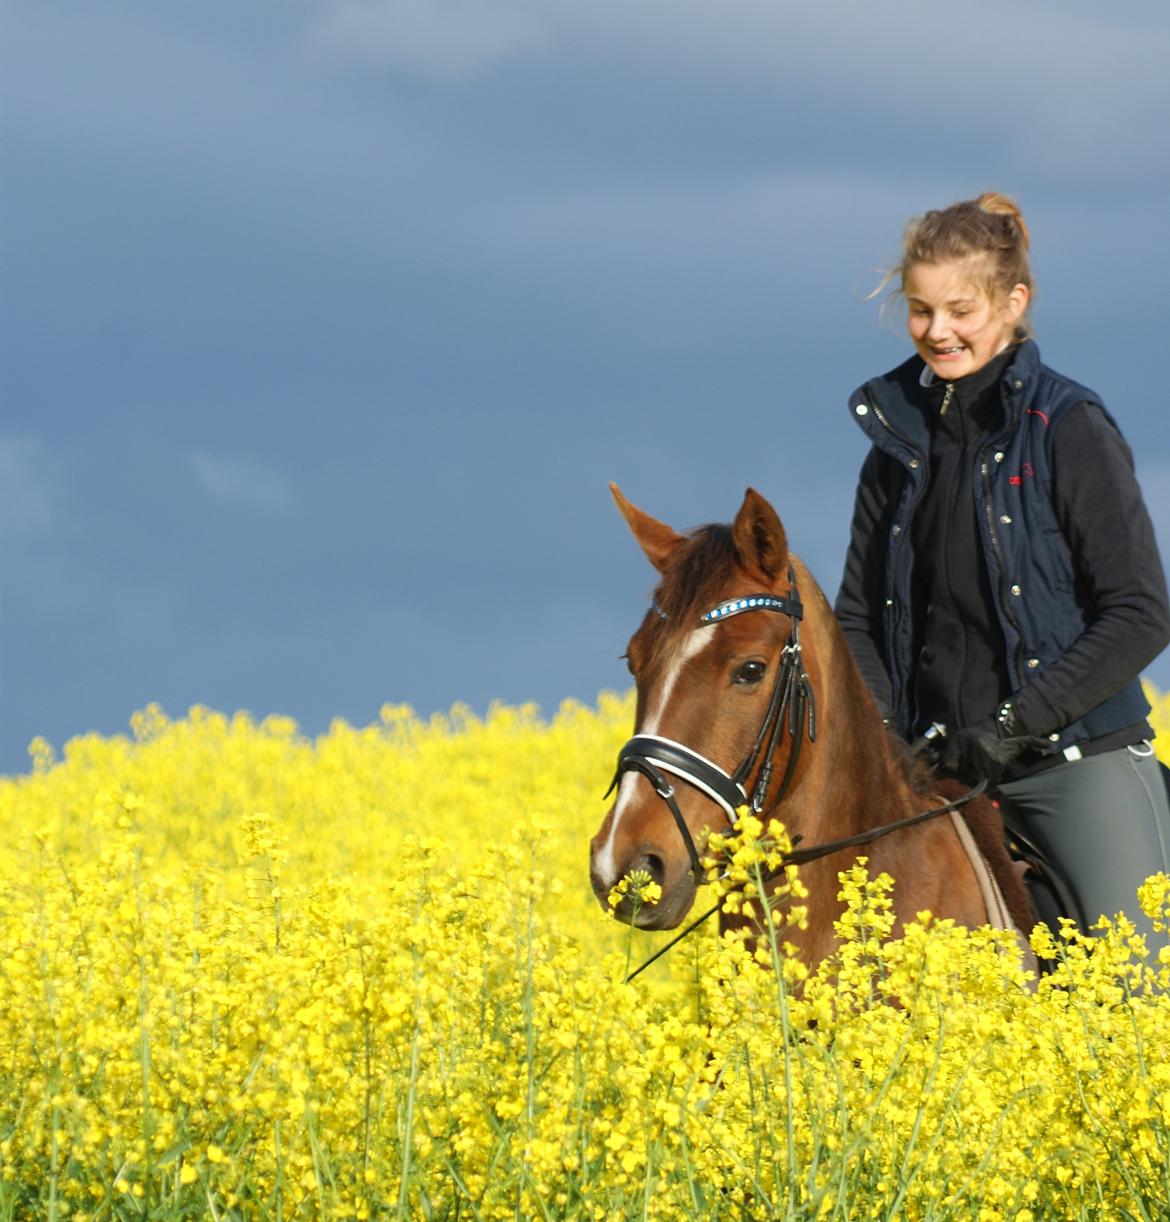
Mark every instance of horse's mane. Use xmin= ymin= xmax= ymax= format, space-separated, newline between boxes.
xmin=887 ymin=731 xmax=937 ymax=799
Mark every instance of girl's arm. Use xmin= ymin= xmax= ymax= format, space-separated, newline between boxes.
xmin=1012 ymin=403 xmax=1170 ymax=735
xmin=834 ymin=448 xmax=898 ymax=721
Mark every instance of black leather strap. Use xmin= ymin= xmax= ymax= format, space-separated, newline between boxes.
xmin=613 ymin=755 xmax=705 ymax=880
xmin=617 ymin=736 xmax=747 ymax=821
xmin=778 ymin=779 xmax=987 ymax=867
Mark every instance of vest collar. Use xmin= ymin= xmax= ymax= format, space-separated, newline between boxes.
xmin=851 ymin=340 xmax=1042 ymax=455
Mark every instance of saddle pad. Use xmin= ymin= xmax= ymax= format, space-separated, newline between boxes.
xmin=947 ymin=809 xmax=1039 ymax=978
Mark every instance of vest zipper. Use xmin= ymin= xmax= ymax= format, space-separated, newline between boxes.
xmin=866 ymin=386 xmax=929 ymax=728
xmin=867 ymin=402 xmax=929 ymax=558
xmin=938 ymin=382 xmax=955 ymax=415
xmin=867 ymin=395 xmax=919 ymax=456
xmin=980 ymin=451 xmax=1026 ymax=679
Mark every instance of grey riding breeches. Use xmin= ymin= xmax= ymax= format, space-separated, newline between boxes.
xmin=997 ymin=743 xmax=1170 ymax=953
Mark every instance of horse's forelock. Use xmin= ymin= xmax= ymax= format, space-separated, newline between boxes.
xmin=654 ymin=524 xmax=738 ymax=626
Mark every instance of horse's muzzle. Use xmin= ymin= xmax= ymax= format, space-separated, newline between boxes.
xmin=588 ymin=834 xmax=699 ymax=930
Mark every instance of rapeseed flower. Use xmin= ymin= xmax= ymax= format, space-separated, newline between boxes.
xmin=0 ymin=689 xmax=1168 ymax=1217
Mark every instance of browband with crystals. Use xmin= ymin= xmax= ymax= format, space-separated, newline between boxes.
xmin=700 ymin=594 xmax=803 ymax=623
xmin=649 ymin=592 xmax=804 ymax=624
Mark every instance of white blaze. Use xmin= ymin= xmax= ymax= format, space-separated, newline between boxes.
xmin=594 ymin=624 xmax=716 ymax=882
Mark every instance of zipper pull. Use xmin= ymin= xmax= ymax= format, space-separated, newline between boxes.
xmin=939 ymin=382 xmax=955 ymax=416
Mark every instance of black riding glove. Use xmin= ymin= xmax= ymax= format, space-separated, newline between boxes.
xmin=937 ymin=703 xmax=1048 ymax=785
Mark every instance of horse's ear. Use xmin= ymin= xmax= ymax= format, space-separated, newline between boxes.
xmin=610 ymin=482 xmax=685 ymax=573
xmin=732 ymin=487 xmax=789 ymax=581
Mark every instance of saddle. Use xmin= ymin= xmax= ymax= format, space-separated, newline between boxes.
xmin=998 ymin=800 xmax=1086 ymax=973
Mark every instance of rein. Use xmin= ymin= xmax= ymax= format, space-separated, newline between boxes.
xmin=624 ymin=779 xmax=988 ymax=982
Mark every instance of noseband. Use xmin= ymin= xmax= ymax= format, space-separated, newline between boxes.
xmin=606 ymin=568 xmax=816 ymax=881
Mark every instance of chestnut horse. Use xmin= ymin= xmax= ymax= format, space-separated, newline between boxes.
xmin=589 ymin=485 xmax=1032 ymax=967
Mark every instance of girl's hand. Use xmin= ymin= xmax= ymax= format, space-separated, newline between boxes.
xmin=938 ymin=721 xmax=1049 ymax=785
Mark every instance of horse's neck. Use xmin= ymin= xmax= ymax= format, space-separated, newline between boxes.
xmin=781 ymin=597 xmax=916 ymax=841
xmin=790 ymin=719 xmax=908 ymax=839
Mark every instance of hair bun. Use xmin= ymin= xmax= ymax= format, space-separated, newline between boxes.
xmin=977 ymin=191 xmax=1030 ymax=252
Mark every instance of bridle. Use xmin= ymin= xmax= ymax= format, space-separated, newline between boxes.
xmin=606 ymin=566 xmax=815 ymax=883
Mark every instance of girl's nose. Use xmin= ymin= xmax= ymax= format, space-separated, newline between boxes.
xmin=926 ymin=314 xmax=952 ymax=341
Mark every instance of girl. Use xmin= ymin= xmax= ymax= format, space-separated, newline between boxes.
xmin=835 ymin=192 xmax=1170 ymax=946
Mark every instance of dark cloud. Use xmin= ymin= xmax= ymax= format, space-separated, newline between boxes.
xmin=3 ymin=0 xmax=1170 ymax=770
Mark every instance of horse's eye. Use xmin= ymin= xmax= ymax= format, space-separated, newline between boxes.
xmin=733 ymin=660 xmax=766 ymax=685
xmin=620 ymin=653 xmax=635 ymax=676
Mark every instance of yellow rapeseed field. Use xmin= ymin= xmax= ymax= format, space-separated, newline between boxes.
xmin=2 ymin=688 xmax=1170 ymax=1219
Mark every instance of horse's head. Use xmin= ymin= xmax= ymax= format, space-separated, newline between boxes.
xmin=590 ymin=484 xmax=815 ymax=930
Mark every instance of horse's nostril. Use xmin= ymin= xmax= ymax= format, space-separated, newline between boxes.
xmin=641 ymin=853 xmax=665 ymax=887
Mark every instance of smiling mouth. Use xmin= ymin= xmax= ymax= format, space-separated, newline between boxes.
xmin=933 ymin=346 xmax=965 ymax=355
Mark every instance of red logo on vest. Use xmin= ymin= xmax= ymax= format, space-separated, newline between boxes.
xmin=1009 ymin=461 xmax=1035 ymax=487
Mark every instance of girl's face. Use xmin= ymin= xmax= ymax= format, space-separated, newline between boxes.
xmin=903 ymin=260 xmax=1029 ymax=382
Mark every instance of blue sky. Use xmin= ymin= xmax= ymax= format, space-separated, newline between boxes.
xmin=4 ymin=0 xmax=1170 ymax=773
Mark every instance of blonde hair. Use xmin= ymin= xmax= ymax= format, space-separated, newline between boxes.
xmin=897 ymin=192 xmax=1034 ymax=338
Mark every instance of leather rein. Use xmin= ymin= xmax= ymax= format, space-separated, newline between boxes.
xmin=609 ymin=568 xmax=987 ymax=981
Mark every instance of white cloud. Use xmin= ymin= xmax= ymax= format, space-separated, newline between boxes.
xmin=191 ymin=451 xmax=292 ymax=512
xmin=307 ymin=0 xmax=546 ymax=81
xmin=0 ymin=436 xmax=65 ymax=541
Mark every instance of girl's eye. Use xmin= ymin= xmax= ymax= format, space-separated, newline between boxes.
xmin=733 ymin=660 xmax=766 ymax=685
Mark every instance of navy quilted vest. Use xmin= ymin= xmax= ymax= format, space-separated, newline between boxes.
xmin=848 ymin=340 xmax=1150 ymax=750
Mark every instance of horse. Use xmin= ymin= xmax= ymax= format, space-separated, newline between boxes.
xmin=589 ymin=484 xmax=1034 ymax=968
